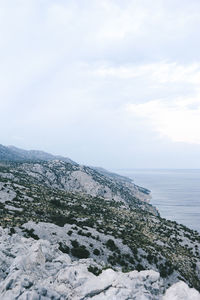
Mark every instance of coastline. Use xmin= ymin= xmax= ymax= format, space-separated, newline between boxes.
xmin=118 ymin=169 xmax=200 ymax=233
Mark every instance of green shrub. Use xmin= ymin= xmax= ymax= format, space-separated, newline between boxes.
xmin=147 ymin=254 xmax=154 ymax=263
xmin=50 ymin=199 xmax=62 ymax=208
xmin=88 ymin=265 xmax=102 ymax=276
xmin=24 ymin=228 xmax=39 ymax=240
xmin=10 ymin=227 xmax=15 ymax=235
xmin=159 ymin=264 xmax=168 ymax=277
xmin=105 ymin=239 xmax=118 ymax=251
xmin=71 ymin=240 xmax=79 ymax=248
xmin=136 ymin=263 xmax=145 ymax=271
xmin=50 ymin=213 xmax=75 ymax=227
xmin=71 ymin=247 xmax=90 ymax=259
xmin=59 ymin=242 xmax=69 ymax=254
xmin=93 ymin=248 xmax=100 ymax=256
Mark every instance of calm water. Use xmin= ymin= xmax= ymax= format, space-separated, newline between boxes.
xmin=118 ymin=169 xmax=200 ymax=233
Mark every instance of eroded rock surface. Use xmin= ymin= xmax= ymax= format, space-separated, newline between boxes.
xmin=0 ymin=228 xmax=199 ymax=300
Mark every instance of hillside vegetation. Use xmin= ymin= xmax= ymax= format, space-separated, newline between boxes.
xmin=0 ymin=159 xmax=199 ymax=293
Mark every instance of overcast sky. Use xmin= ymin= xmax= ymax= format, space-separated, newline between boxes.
xmin=1 ymin=0 xmax=200 ymax=169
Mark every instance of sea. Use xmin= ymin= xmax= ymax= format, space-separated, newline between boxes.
xmin=117 ymin=169 xmax=200 ymax=233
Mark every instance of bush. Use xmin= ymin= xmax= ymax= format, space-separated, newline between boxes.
xmin=86 ymin=232 xmax=91 ymax=237
xmin=136 ymin=263 xmax=145 ymax=271
xmin=105 ymin=239 xmax=118 ymax=251
xmin=71 ymin=240 xmax=79 ymax=248
xmin=108 ymin=255 xmax=115 ymax=264
xmin=131 ymin=248 xmax=138 ymax=256
xmin=50 ymin=199 xmax=62 ymax=207
xmin=159 ymin=264 xmax=168 ymax=277
xmin=71 ymin=247 xmax=90 ymax=259
xmin=23 ymin=228 xmax=39 ymax=240
xmin=10 ymin=227 xmax=16 ymax=235
xmin=147 ymin=254 xmax=154 ymax=263
xmin=88 ymin=265 xmax=102 ymax=276
xmin=118 ymin=259 xmax=127 ymax=267
xmin=93 ymin=248 xmax=100 ymax=256
xmin=59 ymin=242 xmax=69 ymax=254
xmin=50 ymin=213 xmax=75 ymax=227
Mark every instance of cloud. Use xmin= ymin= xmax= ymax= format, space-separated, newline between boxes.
xmin=92 ymin=61 xmax=200 ymax=84
xmin=127 ymin=98 xmax=200 ymax=144
xmin=0 ymin=0 xmax=200 ymax=167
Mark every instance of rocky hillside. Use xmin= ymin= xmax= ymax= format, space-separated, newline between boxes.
xmin=0 ymin=227 xmax=199 ymax=300
xmin=0 ymin=161 xmax=199 ymax=293
xmin=0 ymin=145 xmax=200 ymax=298
xmin=0 ymin=159 xmax=155 ymax=214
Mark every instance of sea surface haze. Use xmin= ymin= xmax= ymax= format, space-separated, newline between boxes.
xmin=118 ymin=169 xmax=200 ymax=233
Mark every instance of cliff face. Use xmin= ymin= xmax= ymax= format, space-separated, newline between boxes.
xmin=0 ymin=227 xmax=199 ymax=300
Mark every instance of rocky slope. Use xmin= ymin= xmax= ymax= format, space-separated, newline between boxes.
xmin=0 ymin=161 xmax=199 ymax=292
xmin=0 ymin=227 xmax=199 ymax=300
xmin=0 ymin=145 xmax=200 ymax=298
xmin=0 ymin=159 xmax=155 ymax=214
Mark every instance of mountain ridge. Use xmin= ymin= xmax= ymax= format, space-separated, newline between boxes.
xmin=0 ymin=144 xmax=76 ymax=165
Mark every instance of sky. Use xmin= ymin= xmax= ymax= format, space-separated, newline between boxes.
xmin=0 ymin=0 xmax=200 ymax=169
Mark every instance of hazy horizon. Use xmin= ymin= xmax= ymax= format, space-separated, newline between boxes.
xmin=1 ymin=1 xmax=200 ymax=169
xmin=2 ymin=142 xmax=200 ymax=171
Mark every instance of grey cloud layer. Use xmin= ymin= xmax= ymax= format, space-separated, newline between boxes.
xmin=0 ymin=0 xmax=200 ymax=168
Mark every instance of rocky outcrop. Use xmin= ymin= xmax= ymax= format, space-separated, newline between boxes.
xmin=0 ymin=228 xmax=199 ymax=300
